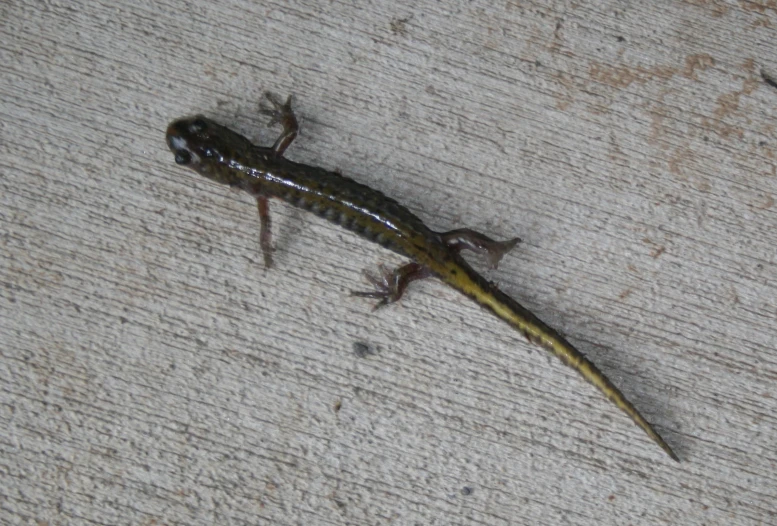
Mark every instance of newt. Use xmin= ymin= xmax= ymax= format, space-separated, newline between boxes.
xmin=165 ymin=94 xmax=679 ymax=461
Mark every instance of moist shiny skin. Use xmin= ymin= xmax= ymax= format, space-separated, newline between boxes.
xmin=165 ymin=99 xmax=679 ymax=462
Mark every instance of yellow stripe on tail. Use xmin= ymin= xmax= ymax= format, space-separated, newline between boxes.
xmin=438 ymin=257 xmax=679 ymax=462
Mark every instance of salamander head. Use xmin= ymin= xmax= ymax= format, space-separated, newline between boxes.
xmin=166 ymin=115 xmax=253 ymax=186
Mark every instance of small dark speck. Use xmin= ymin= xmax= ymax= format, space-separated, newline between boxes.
xmin=390 ymin=15 xmax=413 ymax=36
xmin=461 ymin=486 xmax=473 ymax=496
xmin=616 ymin=36 xmax=625 ymax=42
xmin=353 ymin=341 xmax=378 ymax=358
xmin=119 ymin=316 xmax=129 ymax=324
xmin=334 ymin=399 xmax=342 ymax=412
xmin=535 ymin=60 xmax=542 ymax=68
xmin=759 ymin=141 xmax=767 ymax=147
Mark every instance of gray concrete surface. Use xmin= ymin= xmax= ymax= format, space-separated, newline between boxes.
xmin=2 ymin=0 xmax=776 ymax=524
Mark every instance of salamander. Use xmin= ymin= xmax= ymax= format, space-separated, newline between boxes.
xmin=165 ymin=94 xmax=679 ymax=461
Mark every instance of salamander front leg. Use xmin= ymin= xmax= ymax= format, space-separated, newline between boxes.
xmin=351 ymin=262 xmax=432 ymax=310
xmin=261 ymin=93 xmax=299 ymax=157
xmin=256 ymin=196 xmax=274 ymax=268
xmin=440 ymin=228 xmax=521 ymax=269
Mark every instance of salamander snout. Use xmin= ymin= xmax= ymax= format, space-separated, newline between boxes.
xmin=166 ymin=115 xmax=255 ymax=187
xmin=166 ymin=116 xmax=214 ymax=168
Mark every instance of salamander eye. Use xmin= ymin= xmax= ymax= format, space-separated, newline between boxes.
xmin=174 ymin=150 xmax=192 ymax=165
xmin=190 ymin=119 xmax=207 ymax=133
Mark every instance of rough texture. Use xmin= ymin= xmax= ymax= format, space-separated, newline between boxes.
xmin=2 ymin=1 xmax=776 ymax=524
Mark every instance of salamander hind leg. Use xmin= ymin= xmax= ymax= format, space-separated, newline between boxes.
xmin=351 ymin=262 xmax=432 ymax=310
xmin=261 ymin=93 xmax=299 ymax=157
xmin=440 ymin=228 xmax=521 ymax=269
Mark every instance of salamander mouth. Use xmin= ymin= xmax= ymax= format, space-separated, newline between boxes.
xmin=165 ymin=126 xmax=178 ymax=150
xmin=165 ymin=121 xmax=200 ymax=166
xmin=165 ymin=128 xmax=184 ymax=150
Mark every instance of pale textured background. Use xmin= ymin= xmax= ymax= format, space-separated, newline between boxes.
xmin=2 ymin=0 xmax=776 ymax=524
